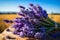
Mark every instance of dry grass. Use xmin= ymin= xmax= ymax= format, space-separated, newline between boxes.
xmin=0 ymin=14 xmax=60 ymax=32
xmin=0 ymin=14 xmax=60 ymax=29
xmin=0 ymin=14 xmax=18 ymax=33
xmin=48 ymin=14 xmax=60 ymax=23
xmin=0 ymin=14 xmax=60 ymax=26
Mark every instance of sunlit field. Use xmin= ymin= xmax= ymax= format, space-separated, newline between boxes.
xmin=0 ymin=14 xmax=18 ymax=33
xmin=0 ymin=14 xmax=60 ymax=33
xmin=0 ymin=14 xmax=60 ymax=23
xmin=48 ymin=14 xmax=60 ymax=23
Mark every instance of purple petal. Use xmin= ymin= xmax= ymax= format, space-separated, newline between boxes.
xmin=19 ymin=6 xmax=25 ymax=9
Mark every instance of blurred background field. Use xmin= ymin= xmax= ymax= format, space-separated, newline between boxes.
xmin=0 ymin=13 xmax=17 ymax=33
xmin=0 ymin=13 xmax=60 ymax=33
xmin=49 ymin=14 xmax=60 ymax=23
xmin=0 ymin=13 xmax=60 ymax=40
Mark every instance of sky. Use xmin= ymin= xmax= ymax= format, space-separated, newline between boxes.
xmin=0 ymin=0 xmax=60 ymax=13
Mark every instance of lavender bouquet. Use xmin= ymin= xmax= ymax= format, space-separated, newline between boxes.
xmin=4 ymin=4 xmax=49 ymax=40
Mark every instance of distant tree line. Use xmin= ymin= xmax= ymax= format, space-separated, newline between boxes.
xmin=49 ymin=13 xmax=60 ymax=15
xmin=0 ymin=12 xmax=60 ymax=15
xmin=0 ymin=12 xmax=16 ymax=14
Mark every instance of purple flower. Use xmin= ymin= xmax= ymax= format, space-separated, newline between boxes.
xmin=32 ymin=19 xmax=40 ymax=24
xmin=19 ymin=6 xmax=25 ymax=9
xmin=36 ymin=5 xmax=42 ymax=11
xmin=12 ymin=4 xmax=48 ymax=38
xmin=34 ymin=32 xmax=40 ymax=38
xmin=13 ymin=19 xmax=21 ymax=23
xmin=4 ymin=20 xmax=10 ymax=23
xmin=29 ymin=4 xmax=34 ymax=6
xmin=13 ymin=31 xmax=17 ymax=34
xmin=42 ymin=10 xmax=48 ymax=18
xmin=34 ymin=32 xmax=44 ymax=39
xmin=27 ymin=31 xmax=34 ymax=38
xmin=19 ymin=31 xmax=25 ymax=38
